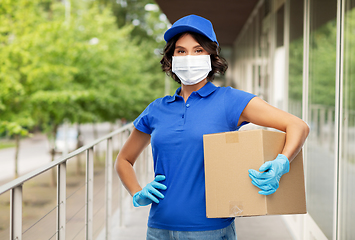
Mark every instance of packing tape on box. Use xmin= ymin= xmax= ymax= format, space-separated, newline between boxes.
xmin=229 ymin=201 xmax=243 ymax=216
xmin=225 ymin=132 xmax=239 ymax=143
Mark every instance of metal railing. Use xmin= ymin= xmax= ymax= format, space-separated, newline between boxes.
xmin=0 ymin=123 xmax=152 ymax=240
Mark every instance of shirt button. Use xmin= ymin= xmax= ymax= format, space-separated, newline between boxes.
xmin=182 ymin=114 xmax=184 ymax=118
xmin=186 ymin=104 xmax=190 ymax=108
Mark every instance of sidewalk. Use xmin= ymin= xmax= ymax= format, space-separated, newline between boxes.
xmin=106 ymin=205 xmax=294 ymax=240
xmin=234 ymin=215 xmax=294 ymax=240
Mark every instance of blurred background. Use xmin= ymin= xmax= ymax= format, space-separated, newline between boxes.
xmin=1 ymin=0 xmax=355 ymax=240
xmin=0 ymin=1 xmax=172 ymax=239
xmin=0 ymin=0 xmax=174 ymax=179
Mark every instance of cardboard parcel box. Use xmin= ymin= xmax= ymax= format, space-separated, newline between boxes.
xmin=203 ymin=129 xmax=306 ymax=218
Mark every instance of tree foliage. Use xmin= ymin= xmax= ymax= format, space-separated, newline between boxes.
xmin=288 ymin=19 xmax=337 ymax=108
xmin=0 ymin=0 xmax=168 ymax=140
xmin=344 ymin=8 xmax=355 ymax=114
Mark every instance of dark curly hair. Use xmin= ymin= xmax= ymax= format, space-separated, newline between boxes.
xmin=160 ymin=32 xmax=228 ymax=84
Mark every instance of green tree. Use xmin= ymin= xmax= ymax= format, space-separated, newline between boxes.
xmin=1 ymin=0 xmax=166 ymax=181
xmin=344 ymin=8 xmax=355 ymax=115
xmin=106 ymin=0 xmax=169 ymax=43
xmin=0 ymin=0 xmax=41 ymax=178
xmin=289 ymin=19 xmax=337 ymax=108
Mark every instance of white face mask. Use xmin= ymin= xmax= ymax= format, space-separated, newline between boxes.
xmin=172 ymin=55 xmax=212 ymax=85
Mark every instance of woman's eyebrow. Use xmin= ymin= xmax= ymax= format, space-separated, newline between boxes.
xmin=193 ymin=44 xmax=203 ymax=48
xmin=175 ymin=45 xmax=202 ymax=49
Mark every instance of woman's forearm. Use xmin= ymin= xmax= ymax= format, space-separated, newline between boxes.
xmin=114 ymin=127 xmax=151 ymax=196
xmin=240 ymin=97 xmax=310 ymax=162
xmin=281 ymin=119 xmax=310 ymax=162
xmin=115 ymin=157 xmax=142 ymax=197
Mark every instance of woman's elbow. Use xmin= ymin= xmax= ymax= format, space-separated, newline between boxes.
xmin=287 ymin=117 xmax=310 ymax=140
xmin=303 ymin=121 xmax=310 ymax=137
xmin=114 ymin=156 xmax=120 ymax=175
xmin=114 ymin=153 xmax=126 ymax=176
xmin=298 ymin=119 xmax=310 ymax=140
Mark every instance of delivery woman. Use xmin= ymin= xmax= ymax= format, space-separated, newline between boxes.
xmin=115 ymin=14 xmax=309 ymax=240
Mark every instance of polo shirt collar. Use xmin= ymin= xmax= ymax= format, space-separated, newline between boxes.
xmin=196 ymin=82 xmax=217 ymax=97
xmin=167 ymin=82 xmax=217 ymax=103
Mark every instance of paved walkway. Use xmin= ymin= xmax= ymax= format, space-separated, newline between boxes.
xmin=102 ymin=204 xmax=295 ymax=240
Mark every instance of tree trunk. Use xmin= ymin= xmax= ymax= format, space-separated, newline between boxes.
xmin=76 ymin=124 xmax=83 ymax=175
xmin=93 ymin=122 xmax=99 ymax=141
xmin=93 ymin=123 xmax=99 ymax=160
xmin=14 ymin=134 xmax=20 ymax=179
xmin=51 ymin=125 xmax=58 ymax=187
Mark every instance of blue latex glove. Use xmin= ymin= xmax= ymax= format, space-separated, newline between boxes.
xmin=248 ymin=154 xmax=290 ymax=195
xmin=133 ymin=175 xmax=167 ymax=207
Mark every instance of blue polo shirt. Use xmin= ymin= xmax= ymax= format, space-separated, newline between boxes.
xmin=133 ymin=82 xmax=256 ymax=231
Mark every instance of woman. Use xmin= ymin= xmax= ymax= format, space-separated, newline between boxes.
xmin=115 ymin=14 xmax=309 ymax=240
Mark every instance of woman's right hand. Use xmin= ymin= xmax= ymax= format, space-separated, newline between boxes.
xmin=133 ymin=175 xmax=167 ymax=207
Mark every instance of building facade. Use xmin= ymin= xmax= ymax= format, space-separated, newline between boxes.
xmin=156 ymin=0 xmax=355 ymax=239
xmin=231 ymin=1 xmax=354 ymax=239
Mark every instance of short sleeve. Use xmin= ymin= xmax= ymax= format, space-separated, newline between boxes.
xmin=133 ymin=103 xmax=153 ymax=135
xmin=224 ymin=87 xmax=256 ymax=130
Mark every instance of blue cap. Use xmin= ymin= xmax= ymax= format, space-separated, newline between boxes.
xmin=164 ymin=14 xmax=219 ymax=45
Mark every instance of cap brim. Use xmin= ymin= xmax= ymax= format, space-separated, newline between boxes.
xmin=164 ymin=25 xmax=216 ymax=44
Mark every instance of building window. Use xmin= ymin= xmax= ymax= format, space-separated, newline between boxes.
xmin=307 ymin=0 xmax=337 ymax=239
xmin=340 ymin=0 xmax=355 ymax=238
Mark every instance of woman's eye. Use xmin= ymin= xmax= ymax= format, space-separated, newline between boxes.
xmin=196 ymin=49 xmax=204 ymax=53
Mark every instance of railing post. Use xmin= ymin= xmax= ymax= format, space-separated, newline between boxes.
xmin=57 ymin=162 xmax=66 ymax=240
xmin=105 ymin=138 xmax=113 ymax=240
xmin=85 ymin=147 xmax=94 ymax=240
xmin=118 ymin=177 xmax=124 ymax=227
xmin=10 ymin=185 xmax=22 ymax=240
xmin=120 ymin=130 xmax=124 ymax=150
xmin=118 ymin=131 xmax=127 ymax=227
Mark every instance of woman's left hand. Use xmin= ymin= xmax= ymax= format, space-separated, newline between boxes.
xmin=248 ymin=154 xmax=290 ymax=195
